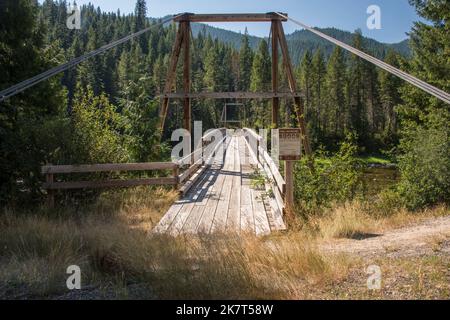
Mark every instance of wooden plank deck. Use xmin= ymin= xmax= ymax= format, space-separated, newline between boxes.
xmin=153 ymin=131 xmax=285 ymax=236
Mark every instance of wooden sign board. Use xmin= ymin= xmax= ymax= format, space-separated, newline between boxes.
xmin=279 ymin=128 xmax=301 ymax=161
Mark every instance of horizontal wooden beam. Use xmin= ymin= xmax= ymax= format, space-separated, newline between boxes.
xmin=42 ymin=162 xmax=177 ymax=174
xmin=160 ymin=92 xmax=302 ymax=100
xmin=43 ymin=178 xmax=178 ymax=190
xmin=179 ymin=165 xmax=208 ymax=196
xmin=259 ymin=146 xmax=286 ymax=194
xmin=174 ymin=13 xmax=287 ymax=23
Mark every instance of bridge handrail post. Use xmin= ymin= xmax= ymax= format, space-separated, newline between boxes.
xmin=45 ymin=164 xmax=55 ymax=209
xmin=173 ymin=166 xmax=180 ymax=190
xmin=284 ymin=161 xmax=294 ymax=212
xmin=201 ymin=134 xmax=205 ymax=166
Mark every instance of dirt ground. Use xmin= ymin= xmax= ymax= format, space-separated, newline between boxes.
xmin=321 ymin=216 xmax=450 ymax=259
xmin=312 ymin=216 xmax=450 ymax=300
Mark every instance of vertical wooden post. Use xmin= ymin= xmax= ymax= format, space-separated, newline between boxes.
xmin=271 ymin=21 xmax=279 ymax=129
xmin=294 ymin=96 xmax=312 ymax=155
xmin=159 ymin=24 xmax=185 ymax=132
xmin=284 ymin=160 xmax=295 ymax=209
xmin=46 ymin=172 xmax=55 ymax=208
xmin=256 ymin=137 xmax=260 ymax=164
xmin=201 ymin=134 xmax=206 ymax=166
xmin=182 ymin=21 xmax=191 ymax=134
xmin=173 ymin=166 xmax=180 ymax=191
xmin=275 ymin=21 xmax=312 ymax=156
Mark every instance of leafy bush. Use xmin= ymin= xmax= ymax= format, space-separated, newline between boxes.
xmin=71 ymin=87 xmax=132 ymax=164
xmin=294 ymin=132 xmax=365 ymax=214
xmin=0 ymin=87 xmax=134 ymax=205
xmin=396 ymin=113 xmax=450 ymax=210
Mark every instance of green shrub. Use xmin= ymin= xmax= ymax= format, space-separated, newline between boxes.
xmin=71 ymin=87 xmax=132 ymax=164
xmin=0 ymin=87 xmax=134 ymax=205
xmin=396 ymin=113 xmax=450 ymax=210
xmin=294 ymin=132 xmax=365 ymax=214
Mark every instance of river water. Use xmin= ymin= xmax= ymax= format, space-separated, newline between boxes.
xmin=362 ymin=167 xmax=399 ymax=197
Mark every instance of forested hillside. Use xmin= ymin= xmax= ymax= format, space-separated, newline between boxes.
xmin=190 ymin=23 xmax=261 ymax=49
xmin=190 ymin=23 xmax=411 ymax=62
xmin=286 ymin=28 xmax=411 ymax=63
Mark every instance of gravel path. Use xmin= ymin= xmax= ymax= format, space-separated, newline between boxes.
xmin=321 ymin=216 xmax=450 ymax=258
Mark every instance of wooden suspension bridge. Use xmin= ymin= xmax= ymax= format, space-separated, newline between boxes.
xmin=7 ymin=12 xmax=444 ymax=236
xmin=155 ymin=13 xmax=306 ymax=235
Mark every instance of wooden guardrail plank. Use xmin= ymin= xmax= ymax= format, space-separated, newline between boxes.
xmin=272 ymin=183 xmax=285 ymax=212
xmin=259 ymin=146 xmax=286 ymax=194
xmin=178 ymin=132 xmax=227 ymax=187
xmin=179 ymin=165 xmax=208 ymax=196
xmin=244 ymin=127 xmax=288 ymax=220
xmin=42 ymin=162 xmax=177 ymax=174
xmin=179 ymin=160 xmax=202 ymax=184
xmin=242 ymin=132 xmax=258 ymax=163
xmin=44 ymin=177 xmax=177 ymax=190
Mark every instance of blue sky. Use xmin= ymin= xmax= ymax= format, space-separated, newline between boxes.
xmin=58 ymin=0 xmax=421 ymax=43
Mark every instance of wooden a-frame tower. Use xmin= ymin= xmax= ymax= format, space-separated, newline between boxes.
xmin=159 ymin=12 xmax=311 ymax=155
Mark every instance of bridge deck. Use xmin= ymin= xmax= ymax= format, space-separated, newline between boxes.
xmin=153 ymin=132 xmax=286 ymax=236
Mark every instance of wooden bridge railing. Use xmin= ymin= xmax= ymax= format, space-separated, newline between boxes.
xmin=177 ymin=128 xmax=228 ymax=195
xmin=243 ymin=128 xmax=287 ymax=216
xmin=41 ymin=162 xmax=179 ymax=208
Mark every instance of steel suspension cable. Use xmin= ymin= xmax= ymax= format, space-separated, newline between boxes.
xmin=276 ymin=12 xmax=450 ymax=105
xmin=0 ymin=14 xmax=181 ymax=103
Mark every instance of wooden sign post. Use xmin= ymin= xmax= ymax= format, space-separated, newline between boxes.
xmin=279 ymin=128 xmax=302 ymax=210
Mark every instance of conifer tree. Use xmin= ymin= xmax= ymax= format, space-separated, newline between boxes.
xmin=379 ymin=50 xmax=402 ymax=143
xmin=310 ymin=49 xmax=326 ymax=141
xmin=134 ymin=0 xmax=148 ymax=54
xmin=250 ymin=40 xmax=271 ymax=127
xmin=238 ymin=30 xmax=254 ymax=91
xmin=325 ymin=46 xmax=346 ymax=139
xmin=0 ymin=0 xmax=66 ymax=201
xmin=347 ymin=30 xmax=368 ymax=145
xmin=297 ymin=50 xmax=313 ymax=123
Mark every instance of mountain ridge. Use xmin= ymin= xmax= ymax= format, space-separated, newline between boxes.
xmin=189 ymin=23 xmax=410 ymax=63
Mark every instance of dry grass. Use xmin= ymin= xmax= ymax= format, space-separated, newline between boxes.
xmin=307 ymin=202 xmax=375 ymax=239
xmin=0 ymin=187 xmax=178 ymax=299
xmin=304 ymin=201 xmax=449 ymax=240
xmin=0 ymin=187 xmax=352 ymax=300
xmin=0 ymin=188 xmax=448 ymax=300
